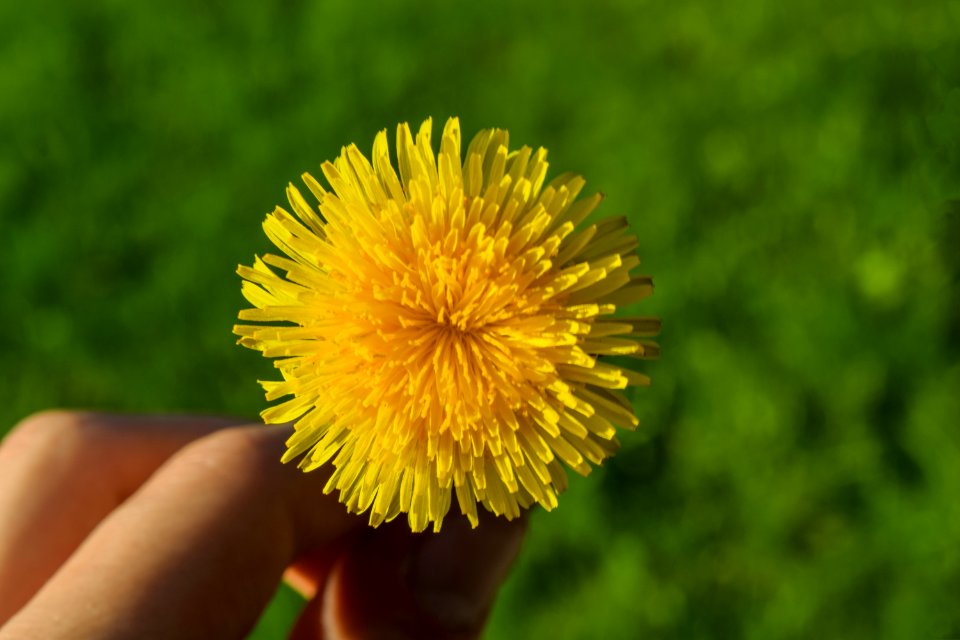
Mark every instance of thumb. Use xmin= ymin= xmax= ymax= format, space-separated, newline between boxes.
xmin=291 ymin=512 xmax=527 ymax=640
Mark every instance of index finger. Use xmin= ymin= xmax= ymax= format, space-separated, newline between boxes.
xmin=0 ymin=424 xmax=361 ymax=640
xmin=0 ymin=411 xmax=245 ymax=623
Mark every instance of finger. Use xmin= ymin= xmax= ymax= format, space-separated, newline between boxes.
xmin=0 ymin=424 xmax=362 ymax=640
xmin=293 ymin=511 xmax=527 ymax=640
xmin=284 ymin=545 xmax=349 ymax=601
xmin=0 ymin=411 xmax=243 ymax=623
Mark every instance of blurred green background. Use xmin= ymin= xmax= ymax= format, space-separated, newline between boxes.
xmin=3 ymin=0 xmax=960 ymax=637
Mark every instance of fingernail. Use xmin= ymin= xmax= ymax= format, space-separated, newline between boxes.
xmin=409 ymin=513 xmax=527 ymax=632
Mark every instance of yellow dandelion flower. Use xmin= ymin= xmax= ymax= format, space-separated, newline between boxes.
xmin=235 ymin=117 xmax=659 ymax=532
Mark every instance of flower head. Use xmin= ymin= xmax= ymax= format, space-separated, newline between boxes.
xmin=235 ymin=117 xmax=658 ymax=532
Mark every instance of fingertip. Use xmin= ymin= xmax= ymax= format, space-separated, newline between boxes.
xmin=284 ymin=537 xmax=352 ymax=601
xmin=308 ymin=512 xmax=526 ymax=639
xmin=410 ymin=512 xmax=527 ymax=632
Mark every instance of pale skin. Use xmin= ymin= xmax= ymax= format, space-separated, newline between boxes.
xmin=0 ymin=412 xmax=526 ymax=639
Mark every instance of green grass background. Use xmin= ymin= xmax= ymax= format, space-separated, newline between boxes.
xmin=3 ymin=0 xmax=960 ymax=637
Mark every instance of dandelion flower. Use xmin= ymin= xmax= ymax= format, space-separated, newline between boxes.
xmin=235 ymin=117 xmax=659 ymax=532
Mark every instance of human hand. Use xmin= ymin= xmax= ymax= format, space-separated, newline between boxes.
xmin=0 ymin=412 xmax=526 ymax=639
